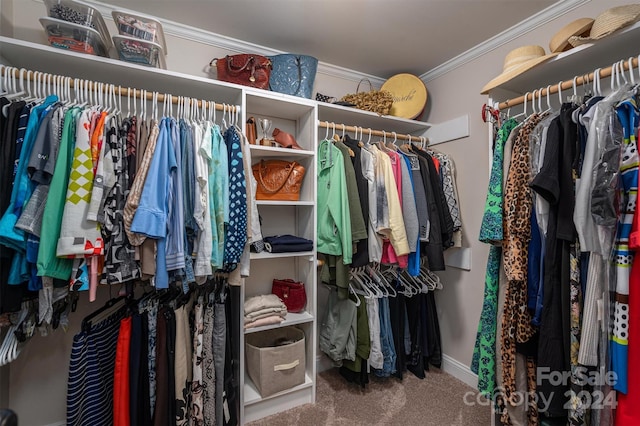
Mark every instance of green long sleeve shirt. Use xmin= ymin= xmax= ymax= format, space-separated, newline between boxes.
xmin=317 ymin=139 xmax=352 ymax=264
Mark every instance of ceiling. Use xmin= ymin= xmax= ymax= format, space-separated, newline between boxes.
xmin=101 ymin=0 xmax=557 ymax=78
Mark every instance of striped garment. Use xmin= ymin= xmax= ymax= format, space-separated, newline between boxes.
xmin=67 ymin=308 xmax=126 ymax=426
xmin=612 ymin=99 xmax=639 ymax=394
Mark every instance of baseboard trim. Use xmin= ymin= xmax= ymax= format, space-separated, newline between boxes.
xmin=316 ymin=354 xmax=334 ymax=373
xmin=42 ymin=422 xmax=65 ymax=426
xmin=439 ymin=353 xmax=478 ymax=389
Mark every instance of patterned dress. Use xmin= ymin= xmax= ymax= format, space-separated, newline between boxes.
xmin=222 ymin=127 xmax=247 ymax=271
xmin=101 ymin=117 xmax=140 ymax=284
xmin=472 ymin=118 xmax=518 ymax=398
xmin=501 ymin=114 xmax=542 ymax=426
xmin=611 ymin=99 xmax=639 ymax=394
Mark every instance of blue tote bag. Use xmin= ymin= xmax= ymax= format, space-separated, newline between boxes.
xmin=268 ymin=54 xmax=318 ymax=99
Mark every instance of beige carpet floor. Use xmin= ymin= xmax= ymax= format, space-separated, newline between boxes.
xmin=248 ymin=367 xmax=491 ymax=426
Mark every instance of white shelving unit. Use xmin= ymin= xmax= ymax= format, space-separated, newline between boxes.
xmin=241 ymin=90 xmax=318 ymax=423
xmin=0 ymin=34 xmax=438 ymax=425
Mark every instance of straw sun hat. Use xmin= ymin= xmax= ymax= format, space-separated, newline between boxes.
xmin=568 ymin=4 xmax=640 ymax=47
xmin=549 ymin=18 xmax=594 ymax=53
xmin=481 ymin=45 xmax=557 ymax=94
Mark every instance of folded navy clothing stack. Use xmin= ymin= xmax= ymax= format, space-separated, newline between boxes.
xmin=263 ymin=234 xmax=313 ymax=253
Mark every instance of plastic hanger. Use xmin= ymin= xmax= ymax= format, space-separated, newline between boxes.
xmin=407 ymin=271 xmax=425 ymax=294
xmin=0 ymin=65 xmax=7 ymax=96
xmin=387 ymin=131 xmax=398 ymax=150
xmin=350 ymin=271 xmax=374 ymax=299
xmin=161 ymin=92 xmax=167 ymax=118
xmin=81 ymin=295 xmax=127 ymax=333
xmin=537 ymin=88 xmax=543 ymax=113
xmin=154 ymin=91 xmax=160 ymax=122
xmin=138 ymin=89 xmax=144 ymax=121
xmin=377 ymin=130 xmax=393 ymax=153
xmin=77 ymin=79 xmax=87 ymax=107
xmin=129 ymin=89 xmax=138 ymax=117
xmin=365 ymin=267 xmax=388 ymax=297
xmin=543 ymin=85 xmax=552 ymax=114
xmin=592 ymin=68 xmax=600 ymax=96
xmin=346 ymin=283 xmax=363 ymax=306
xmin=35 ymin=72 xmax=43 ymax=101
xmin=25 ymin=70 xmax=38 ymax=102
xmin=65 ymin=76 xmax=72 ymax=105
xmin=555 ymin=81 xmax=563 ymax=107
xmin=222 ymin=104 xmax=229 ymax=129
xmin=55 ymin=75 xmax=61 ymax=101
xmin=512 ymin=91 xmax=529 ymax=120
xmin=63 ymin=76 xmax=71 ymax=106
xmin=402 ymin=273 xmax=420 ymax=296
xmin=377 ymin=269 xmax=395 ymax=297
xmin=125 ymin=89 xmax=133 ymax=118
xmin=611 ymin=62 xmax=619 ymax=92
xmin=538 ymin=88 xmax=544 ymax=113
xmin=619 ymin=60 xmax=628 ymax=87
xmin=48 ymin=74 xmax=54 ymax=99
xmin=356 ymin=267 xmax=383 ymax=298
xmin=628 ymin=57 xmax=636 ymax=86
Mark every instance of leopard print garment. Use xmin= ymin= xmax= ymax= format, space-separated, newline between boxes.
xmin=501 ymin=114 xmax=542 ymax=425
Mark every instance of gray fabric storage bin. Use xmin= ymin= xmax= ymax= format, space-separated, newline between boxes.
xmin=245 ymin=326 xmax=306 ymax=397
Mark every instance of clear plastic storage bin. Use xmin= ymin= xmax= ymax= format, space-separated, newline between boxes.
xmin=112 ymin=35 xmax=166 ymax=68
xmin=112 ymin=10 xmax=167 ymax=53
xmin=39 ymin=17 xmax=108 ymax=57
xmin=44 ymin=0 xmax=111 ymax=49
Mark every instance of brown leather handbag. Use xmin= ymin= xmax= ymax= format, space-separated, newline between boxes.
xmin=210 ymin=54 xmax=272 ymax=89
xmin=252 ymin=159 xmax=306 ymax=201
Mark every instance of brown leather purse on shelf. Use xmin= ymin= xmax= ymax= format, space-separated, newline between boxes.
xmin=252 ymin=159 xmax=306 ymax=201
xmin=210 ymin=54 xmax=272 ymax=89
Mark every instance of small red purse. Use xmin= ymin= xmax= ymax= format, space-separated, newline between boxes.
xmin=271 ymin=279 xmax=306 ymax=313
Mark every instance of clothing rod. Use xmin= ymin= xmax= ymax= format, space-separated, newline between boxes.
xmin=317 ymin=120 xmax=428 ymax=144
xmin=0 ymin=66 xmax=239 ymax=112
xmin=498 ymin=56 xmax=639 ymax=110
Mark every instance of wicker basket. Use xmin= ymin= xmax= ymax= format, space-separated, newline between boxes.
xmin=340 ymin=78 xmax=393 ymax=115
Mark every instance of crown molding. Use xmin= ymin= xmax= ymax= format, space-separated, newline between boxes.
xmin=82 ymin=0 xmax=385 ymax=86
xmin=419 ymin=0 xmax=592 ymax=83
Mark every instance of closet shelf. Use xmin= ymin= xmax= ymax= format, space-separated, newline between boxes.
xmin=255 ymin=200 xmax=315 ymax=206
xmin=244 ymin=311 xmax=314 ymax=335
xmin=488 ymin=21 xmax=640 ymax=96
xmin=317 ymin=102 xmax=431 ymax=136
xmin=244 ymin=373 xmax=313 ymax=406
xmin=246 ymin=91 xmax=315 ymax=119
xmin=249 ymin=145 xmax=315 ymax=157
xmin=0 ymin=36 xmax=242 ymax=105
xmin=250 ymin=251 xmax=315 ymax=260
